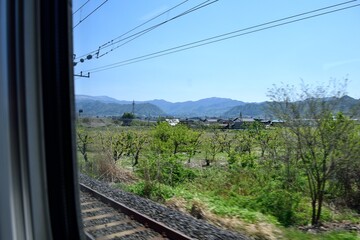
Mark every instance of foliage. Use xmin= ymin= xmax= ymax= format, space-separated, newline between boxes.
xmin=152 ymin=122 xmax=202 ymax=163
xmin=330 ymin=124 xmax=360 ymax=212
xmin=137 ymin=153 xmax=196 ymax=187
xmin=151 ymin=122 xmax=173 ymax=154
xmin=121 ymin=112 xmax=135 ymax=119
xmin=268 ymin=81 xmax=360 ymax=225
xmin=127 ymin=181 xmax=175 ymax=202
xmin=256 ymin=185 xmax=301 ymax=226
xmin=76 ymin=89 xmax=360 ymax=234
xmin=103 ymin=131 xmax=128 ymax=162
xmin=202 ymin=131 xmax=222 ymax=166
xmin=76 ymin=128 xmax=93 ymax=162
xmin=121 ymin=112 xmax=135 ymax=126
xmin=126 ymin=131 xmax=149 ymax=167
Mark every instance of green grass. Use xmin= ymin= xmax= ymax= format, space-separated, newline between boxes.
xmin=171 ymin=186 xmax=279 ymax=225
xmin=283 ymin=228 xmax=360 ymax=240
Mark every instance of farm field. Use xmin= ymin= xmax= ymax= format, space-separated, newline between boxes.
xmin=76 ymin=114 xmax=360 ymax=240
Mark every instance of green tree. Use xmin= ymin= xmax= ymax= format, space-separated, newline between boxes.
xmin=171 ymin=124 xmax=190 ymax=155
xmin=216 ymin=130 xmax=231 ymax=153
xmin=184 ymin=130 xmax=202 ymax=163
xmin=329 ymin=118 xmax=360 ymax=211
xmin=203 ymin=129 xmax=222 ymax=166
xmin=121 ymin=112 xmax=135 ymax=126
xmin=152 ymin=122 xmax=202 ymax=160
xmin=233 ymin=130 xmax=253 ymax=155
xmin=127 ymin=131 xmax=149 ymax=167
xmin=152 ymin=122 xmax=173 ymax=154
xmin=268 ymin=81 xmax=357 ymax=225
xmin=103 ymin=131 xmax=128 ymax=162
xmin=77 ymin=128 xmax=93 ymax=162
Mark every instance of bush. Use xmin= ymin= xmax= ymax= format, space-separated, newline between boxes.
xmin=256 ymin=187 xmax=301 ymax=226
xmin=127 ymin=181 xmax=174 ymax=202
xmin=137 ymin=154 xmax=197 ymax=187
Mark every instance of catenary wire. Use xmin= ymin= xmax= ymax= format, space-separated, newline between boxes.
xmin=76 ymin=0 xmax=215 ymax=59
xmin=73 ymin=0 xmax=90 ymax=15
xmin=75 ymin=0 xmax=189 ymax=59
xmin=75 ymin=0 xmax=218 ymax=60
xmin=96 ymin=0 xmax=219 ymax=58
xmin=80 ymin=1 xmax=359 ymax=74
xmin=85 ymin=0 xmax=356 ymax=67
xmin=73 ymin=0 xmax=109 ymax=29
xmin=100 ymin=0 xmax=189 ymax=48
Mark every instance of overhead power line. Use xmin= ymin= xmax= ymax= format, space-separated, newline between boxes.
xmin=77 ymin=1 xmax=360 ymax=75
xmin=96 ymin=0 xmax=219 ymax=59
xmin=73 ymin=0 xmax=109 ymax=29
xmin=101 ymin=0 xmax=189 ymax=48
xmin=74 ymin=0 xmax=219 ymax=61
xmin=73 ymin=0 xmax=90 ymax=15
xmin=75 ymin=0 xmax=189 ymax=59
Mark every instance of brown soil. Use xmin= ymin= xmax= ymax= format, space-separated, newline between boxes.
xmin=165 ymin=197 xmax=283 ymax=240
xmin=298 ymin=221 xmax=360 ymax=234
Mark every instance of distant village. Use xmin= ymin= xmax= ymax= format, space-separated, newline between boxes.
xmin=78 ymin=107 xmax=359 ymax=129
xmin=164 ymin=117 xmax=284 ymax=129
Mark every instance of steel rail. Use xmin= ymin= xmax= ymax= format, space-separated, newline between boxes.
xmin=80 ymin=183 xmax=193 ymax=240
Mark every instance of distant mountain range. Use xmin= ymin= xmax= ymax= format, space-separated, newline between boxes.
xmin=75 ymin=95 xmax=247 ymax=117
xmin=75 ymin=95 xmax=360 ymax=118
xmin=222 ymin=102 xmax=271 ymax=118
xmin=146 ymin=97 xmax=245 ymax=117
xmin=75 ymin=95 xmax=165 ymax=117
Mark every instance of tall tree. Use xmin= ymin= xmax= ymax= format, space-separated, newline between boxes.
xmin=77 ymin=128 xmax=93 ymax=162
xmin=152 ymin=122 xmax=173 ymax=155
xmin=127 ymin=131 xmax=149 ymax=167
xmin=171 ymin=124 xmax=191 ymax=155
xmin=268 ymin=81 xmax=358 ymax=225
xmin=103 ymin=131 xmax=128 ymax=162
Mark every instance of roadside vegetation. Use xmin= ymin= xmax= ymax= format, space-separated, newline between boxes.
xmin=76 ymin=83 xmax=360 ymax=239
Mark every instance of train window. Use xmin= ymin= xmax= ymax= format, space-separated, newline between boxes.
xmin=73 ymin=1 xmax=360 ymax=239
xmin=1 ymin=0 xmax=82 ymax=239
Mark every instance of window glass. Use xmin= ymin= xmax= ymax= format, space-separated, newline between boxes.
xmin=74 ymin=1 xmax=360 ymax=239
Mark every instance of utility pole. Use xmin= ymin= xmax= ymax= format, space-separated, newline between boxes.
xmin=132 ymin=100 xmax=135 ymax=115
xmin=73 ymin=54 xmax=91 ymax=78
xmin=74 ymin=71 xmax=90 ymax=78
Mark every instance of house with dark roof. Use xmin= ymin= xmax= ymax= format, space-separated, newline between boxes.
xmin=230 ymin=117 xmax=255 ymax=129
xmin=203 ymin=118 xmax=219 ymax=126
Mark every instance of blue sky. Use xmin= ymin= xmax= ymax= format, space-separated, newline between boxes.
xmin=73 ymin=0 xmax=360 ymax=102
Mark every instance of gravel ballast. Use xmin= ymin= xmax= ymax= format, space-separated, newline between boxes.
xmin=79 ymin=174 xmax=251 ymax=240
xmin=80 ymin=191 xmax=162 ymax=239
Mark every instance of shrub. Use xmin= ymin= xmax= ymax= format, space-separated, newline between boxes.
xmin=257 ymin=187 xmax=301 ymax=226
xmin=127 ymin=181 xmax=174 ymax=202
xmin=137 ymin=154 xmax=197 ymax=187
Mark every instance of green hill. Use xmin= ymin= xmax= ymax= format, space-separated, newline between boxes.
xmin=75 ymin=98 xmax=165 ymax=117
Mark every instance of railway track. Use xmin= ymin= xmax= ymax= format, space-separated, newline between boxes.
xmin=80 ymin=183 xmax=192 ymax=240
